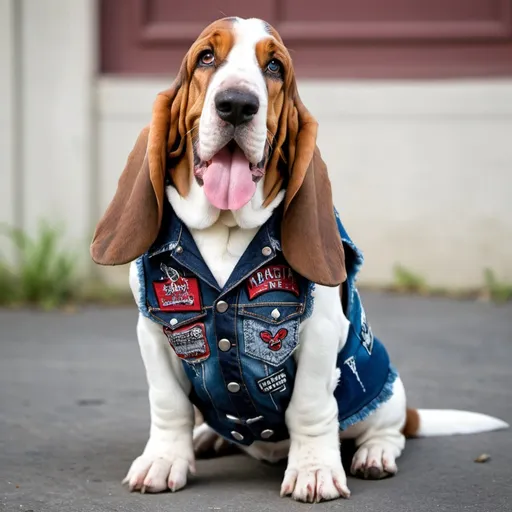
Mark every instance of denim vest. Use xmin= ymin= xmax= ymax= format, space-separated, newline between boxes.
xmin=135 ymin=203 xmax=397 ymax=446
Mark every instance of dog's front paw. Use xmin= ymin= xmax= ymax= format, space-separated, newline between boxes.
xmin=123 ymin=436 xmax=195 ymax=493
xmin=280 ymin=435 xmax=350 ymax=503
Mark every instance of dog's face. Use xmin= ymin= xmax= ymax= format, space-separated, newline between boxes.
xmin=91 ymin=17 xmax=346 ymax=287
xmin=167 ymin=18 xmax=293 ymax=216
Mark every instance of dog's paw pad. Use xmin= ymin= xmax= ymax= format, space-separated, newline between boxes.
xmin=281 ymin=466 xmax=350 ymax=502
xmin=350 ymin=444 xmax=398 ymax=480
xmin=124 ymin=454 xmax=192 ymax=493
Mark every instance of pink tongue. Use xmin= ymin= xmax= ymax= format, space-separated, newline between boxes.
xmin=203 ymin=144 xmax=256 ymax=210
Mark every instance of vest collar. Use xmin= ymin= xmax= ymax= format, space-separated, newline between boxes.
xmin=147 ymin=202 xmax=283 ymax=295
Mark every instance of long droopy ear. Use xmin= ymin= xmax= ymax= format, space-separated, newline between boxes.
xmin=280 ymin=84 xmax=347 ymax=286
xmin=90 ymin=66 xmax=189 ymax=266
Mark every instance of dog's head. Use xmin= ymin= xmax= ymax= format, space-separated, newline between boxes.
xmin=91 ymin=17 xmax=345 ymax=286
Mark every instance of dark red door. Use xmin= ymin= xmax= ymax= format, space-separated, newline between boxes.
xmin=100 ymin=0 xmax=512 ymax=78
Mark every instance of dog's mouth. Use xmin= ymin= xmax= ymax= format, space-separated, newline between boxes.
xmin=194 ymin=140 xmax=268 ymax=211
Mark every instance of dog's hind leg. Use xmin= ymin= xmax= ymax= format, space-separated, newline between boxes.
xmin=342 ymin=376 xmax=407 ymax=480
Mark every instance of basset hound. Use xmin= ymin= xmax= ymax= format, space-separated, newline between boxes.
xmin=91 ymin=17 xmax=508 ymax=503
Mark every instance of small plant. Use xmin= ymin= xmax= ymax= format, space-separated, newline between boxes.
xmin=0 ymin=221 xmax=78 ymax=309
xmin=483 ymin=268 xmax=512 ymax=304
xmin=392 ymin=264 xmax=427 ymax=294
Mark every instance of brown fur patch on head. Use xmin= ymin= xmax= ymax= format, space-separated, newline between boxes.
xmin=169 ymin=19 xmax=236 ymax=196
xmin=253 ymin=36 xmax=295 ymax=205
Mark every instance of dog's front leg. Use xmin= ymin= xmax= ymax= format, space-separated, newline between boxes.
xmin=281 ymin=284 xmax=350 ymax=503
xmin=123 ymin=313 xmax=195 ymax=493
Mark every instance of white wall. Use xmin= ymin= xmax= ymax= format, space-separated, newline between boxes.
xmin=1 ymin=0 xmax=511 ymax=290
xmin=96 ymin=77 xmax=512 ymax=289
xmin=0 ymin=0 xmax=16 ymax=262
xmin=0 ymin=0 xmax=96 ymax=268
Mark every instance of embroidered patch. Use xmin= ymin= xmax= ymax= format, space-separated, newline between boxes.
xmin=163 ymin=323 xmax=209 ymax=360
xmin=160 ymin=262 xmax=180 ymax=282
xmin=260 ymin=328 xmax=288 ymax=351
xmin=354 ymin=289 xmax=374 ymax=355
xmin=153 ymin=271 xmax=202 ymax=312
xmin=257 ymin=370 xmax=287 ymax=394
xmin=344 ymin=356 xmax=366 ymax=392
xmin=361 ymin=318 xmax=374 ymax=356
xmin=244 ymin=318 xmax=298 ymax=367
xmin=246 ymin=265 xmax=299 ymax=300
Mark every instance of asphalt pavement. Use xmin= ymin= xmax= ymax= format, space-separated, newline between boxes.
xmin=1 ymin=292 xmax=511 ymax=512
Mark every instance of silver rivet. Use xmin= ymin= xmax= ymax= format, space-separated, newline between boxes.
xmin=261 ymin=246 xmax=272 ymax=256
xmin=227 ymin=382 xmax=241 ymax=393
xmin=175 ymin=245 xmax=183 ymax=254
xmin=245 ymin=415 xmax=264 ymax=425
xmin=216 ymin=300 xmax=229 ymax=313
xmin=218 ymin=338 xmax=231 ymax=352
xmin=271 ymin=308 xmax=280 ymax=320
xmin=170 ymin=318 xmax=178 ymax=326
xmin=231 ymin=431 xmax=244 ymax=442
xmin=260 ymin=429 xmax=274 ymax=439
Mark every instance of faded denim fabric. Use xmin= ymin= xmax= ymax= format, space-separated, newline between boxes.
xmin=136 ymin=202 xmax=397 ymax=445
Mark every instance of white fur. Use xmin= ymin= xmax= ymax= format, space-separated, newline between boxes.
xmin=198 ymin=18 xmax=270 ymax=165
xmin=122 ymin=16 xmax=508 ymax=503
xmin=415 ymin=409 xmax=508 ymax=437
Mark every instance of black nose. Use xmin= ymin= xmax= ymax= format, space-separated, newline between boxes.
xmin=215 ymin=89 xmax=259 ymax=126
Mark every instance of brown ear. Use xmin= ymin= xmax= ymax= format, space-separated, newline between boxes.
xmin=281 ymin=86 xmax=346 ymax=286
xmin=90 ymin=70 xmax=189 ymax=266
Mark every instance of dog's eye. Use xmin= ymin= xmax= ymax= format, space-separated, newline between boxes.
xmin=199 ymin=50 xmax=215 ymax=67
xmin=266 ymin=59 xmax=282 ymax=76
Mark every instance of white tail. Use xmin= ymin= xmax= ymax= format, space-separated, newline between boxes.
xmin=415 ymin=409 xmax=509 ymax=437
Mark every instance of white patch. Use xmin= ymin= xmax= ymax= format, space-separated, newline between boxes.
xmin=198 ymin=18 xmax=271 ymax=165
xmin=344 ymin=356 xmax=366 ymax=393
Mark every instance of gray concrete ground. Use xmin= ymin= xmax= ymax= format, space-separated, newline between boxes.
xmin=1 ymin=292 xmax=511 ymax=512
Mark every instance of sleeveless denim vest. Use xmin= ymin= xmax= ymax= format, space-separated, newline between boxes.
xmin=135 ymin=203 xmax=397 ymax=446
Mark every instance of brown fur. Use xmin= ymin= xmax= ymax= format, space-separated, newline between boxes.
xmin=402 ymin=408 xmax=421 ymax=438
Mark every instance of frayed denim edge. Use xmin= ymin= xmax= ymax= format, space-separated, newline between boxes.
xmin=302 ymin=281 xmax=316 ymax=320
xmin=135 ymin=256 xmax=151 ymax=319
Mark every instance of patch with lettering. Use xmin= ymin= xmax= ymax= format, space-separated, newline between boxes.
xmin=163 ymin=323 xmax=209 ymax=360
xmin=246 ymin=265 xmax=299 ymax=300
xmin=153 ymin=264 xmax=201 ymax=311
xmin=257 ymin=370 xmax=287 ymax=394
xmin=260 ymin=328 xmax=288 ymax=351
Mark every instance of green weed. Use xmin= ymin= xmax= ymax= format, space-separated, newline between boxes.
xmin=483 ymin=268 xmax=512 ymax=304
xmin=0 ymin=222 xmax=78 ymax=309
xmin=392 ymin=264 xmax=427 ymax=294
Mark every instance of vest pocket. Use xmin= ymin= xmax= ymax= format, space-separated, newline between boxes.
xmin=159 ymin=312 xmax=210 ymax=363
xmin=239 ymin=304 xmax=302 ymax=367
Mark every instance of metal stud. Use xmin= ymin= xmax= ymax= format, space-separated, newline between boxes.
xmin=271 ymin=308 xmax=280 ymax=320
xmin=216 ymin=300 xmax=229 ymax=313
xmin=260 ymin=429 xmax=274 ymax=439
xmin=227 ymin=382 xmax=241 ymax=393
xmin=218 ymin=338 xmax=231 ymax=352
xmin=170 ymin=318 xmax=178 ymax=326
xmin=231 ymin=431 xmax=244 ymax=442
xmin=175 ymin=245 xmax=183 ymax=254
xmin=261 ymin=246 xmax=272 ymax=257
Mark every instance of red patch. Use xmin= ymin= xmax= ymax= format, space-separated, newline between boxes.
xmin=246 ymin=265 xmax=299 ymax=300
xmin=260 ymin=328 xmax=288 ymax=351
xmin=163 ymin=323 xmax=209 ymax=360
xmin=153 ymin=276 xmax=202 ymax=312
